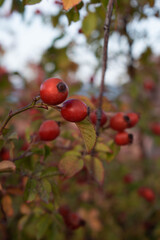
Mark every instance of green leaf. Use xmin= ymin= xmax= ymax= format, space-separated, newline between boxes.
xmin=82 ymin=12 xmax=97 ymax=37
xmin=0 ymin=0 xmax=4 ymax=6
xmin=40 ymin=167 xmax=58 ymax=178
xmin=85 ymin=155 xmax=104 ymax=185
xmin=66 ymin=7 xmax=80 ymax=24
xmin=37 ymin=179 xmax=52 ymax=203
xmin=63 ymin=150 xmax=81 ymax=157
xmin=96 ymin=142 xmax=112 ymax=153
xmin=2 ymin=127 xmax=18 ymax=141
xmin=24 ymin=178 xmax=37 ymax=202
xmin=76 ymin=118 xmax=96 ymax=152
xmin=23 ymin=0 xmax=42 ymax=5
xmin=106 ymin=140 xmax=120 ymax=162
xmin=43 ymin=145 xmax=51 ymax=160
xmin=59 ymin=156 xmax=84 ymax=178
xmin=36 ymin=214 xmax=52 ymax=240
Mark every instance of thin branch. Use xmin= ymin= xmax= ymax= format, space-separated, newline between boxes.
xmin=96 ymin=0 xmax=115 ymax=137
xmin=0 ymin=96 xmax=52 ymax=136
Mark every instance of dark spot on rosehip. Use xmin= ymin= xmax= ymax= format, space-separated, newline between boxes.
xmin=87 ymin=106 xmax=90 ymax=116
xmin=128 ymin=133 xmax=133 ymax=143
xmin=57 ymin=121 xmax=61 ymax=127
xmin=57 ymin=82 xmax=67 ymax=92
xmin=80 ymin=219 xmax=86 ymax=226
xmin=123 ymin=115 xmax=130 ymax=122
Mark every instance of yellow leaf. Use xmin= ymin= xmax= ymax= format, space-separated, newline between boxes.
xmin=76 ymin=118 xmax=96 ymax=152
xmin=59 ymin=156 xmax=84 ymax=178
xmin=62 ymin=0 xmax=82 ymax=11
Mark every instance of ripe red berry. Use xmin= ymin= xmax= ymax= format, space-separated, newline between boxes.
xmin=143 ymin=79 xmax=155 ymax=91
xmin=0 ymin=148 xmax=10 ymax=160
xmin=90 ymin=110 xmax=107 ymax=126
xmin=127 ymin=112 xmax=140 ymax=128
xmin=58 ymin=205 xmax=70 ymax=218
xmin=114 ymin=131 xmax=133 ymax=146
xmin=151 ymin=123 xmax=160 ymax=135
xmin=35 ymin=9 xmax=41 ymax=15
xmin=110 ymin=113 xmax=130 ymax=131
xmin=39 ymin=120 xmax=60 ymax=141
xmin=66 ymin=212 xmax=85 ymax=230
xmin=61 ymin=99 xmax=88 ymax=122
xmin=138 ymin=187 xmax=155 ymax=203
xmin=59 ymin=206 xmax=85 ymax=230
xmin=55 ymin=0 xmax=63 ymax=5
xmin=123 ymin=174 xmax=133 ymax=184
xmin=40 ymin=78 xmax=68 ymax=105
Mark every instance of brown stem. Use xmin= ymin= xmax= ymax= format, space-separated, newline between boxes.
xmin=96 ymin=0 xmax=115 ymax=137
xmin=0 ymin=96 xmax=50 ymax=136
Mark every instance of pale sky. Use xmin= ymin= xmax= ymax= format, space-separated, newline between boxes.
xmin=0 ymin=0 xmax=160 ymax=86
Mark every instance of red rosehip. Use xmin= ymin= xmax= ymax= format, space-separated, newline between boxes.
xmin=21 ymin=142 xmax=29 ymax=151
xmin=110 ymin=113 xmax=130 ymax=131
xmin=58 ymin=205 xmax=70 ymax=218
xmin=90 ymin=110 xmax=107 ymax=126
xmin=35 ymin=9 xmax=41 ymax=15
xmin=59 ymin=206 xmax=85 ymax=230
xmin=138 ymin=187 xmax=155 ymax=203
xmin=123 ymin=174 xmax=133 ymax=184
xmin=55 ymin=0 xmax=63 ymax=5
xmin=39 ymin=120 xmax=60 ymax=141
xmin=151 ymin=123 xmax=160 ymax=135
xmin=66 ymin=212 xmax=85 ymax=230
xmin=143 ymin=79 xmax=155 ymax=91
xmin=61 ymin=99 xmax=88 ymax=122
xmin=127 ymin=112 xmax=140 ymax=128
xmin=40 ymin=78 xmax=68 ymax=105
xmin=114 ymin=131 xmax=133 ymax=146
xmin=0 ymin=148 xmax=10 ymax=160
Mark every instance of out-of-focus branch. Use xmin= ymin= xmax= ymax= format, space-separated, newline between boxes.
xmin=96 ymin=0 xmax=116 ymax=137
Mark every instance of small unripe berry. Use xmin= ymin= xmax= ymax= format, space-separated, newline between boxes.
xmin=61 ymin=99 xmax=88 ymax=122
xmin=110 ymin=113 xmax=130 ymax=131
xmin=40 ymin=78 xmax=68 ymax=105
xmin=127 ymin=112 xmax=140 ymax=128
xmin=39 ymin=120 xmax=60 ymax=141
xmin=114 ymin=131 xmax=133 ymax=146
xmin=90 ymin=110 xmax=107 ymax=126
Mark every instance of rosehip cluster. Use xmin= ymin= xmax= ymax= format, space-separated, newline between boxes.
xmin=58 ymin=205 xmax=85 ymax=230
xmin=110 ymin=112 xmax=140 ymax=146
xmin=38 ymin=77 xmax=88 ymax=141
xmin=90 ymin=110 xmax=107 ymax=127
